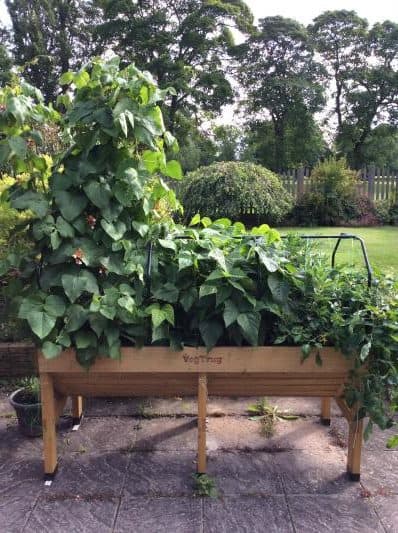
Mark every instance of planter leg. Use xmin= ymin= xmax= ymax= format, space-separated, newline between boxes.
xmin=197 ymin=373 xmax=207 ymax=474
xmin=321 ymin=397 xmax=331 ymax=426
xmin=72 ymin=396 xmax=84 ymax=430
xmin=336 ymin=397 xmax=363 ymax=482
xmin=347 ymin=415 xmax=363 ymax=482
xmin=40 ymin=373 xmax=58 ymax=484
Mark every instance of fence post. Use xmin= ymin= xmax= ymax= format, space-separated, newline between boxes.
xmin=367 ymin=164 xmax=375 ymax=201
xmin=297 ymin=167 xmax=305 ymax=198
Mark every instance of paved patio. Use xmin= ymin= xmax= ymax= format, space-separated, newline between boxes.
xmin=0 ymin=393 xmax=397 ymax=532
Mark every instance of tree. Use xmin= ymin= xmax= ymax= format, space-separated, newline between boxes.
xmin=0 ymin=27 xmax=13 ymax=87
xmin=309 ymin=11 xmax=368 ymax=135
xmin=236 ymin=17 xmax=325 ymax=169
xmin=310 ymin=12 xmax=398 ymax=168
xmin=242 ymin=108 xmax=327 ymax=170
xmin=361 ymin=124 xmax=398 ymax=171
xmin=92 ymin=0 xmax=254 ymax=133
xmin=212 ymin=125 xmax=242 ymax=161
xmin=344 ymin=21 xmax=398 ymax=167
xmin=5 ymin=0 xmax=97 ymax=101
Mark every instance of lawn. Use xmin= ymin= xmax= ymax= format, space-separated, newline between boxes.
xmin=278 ymin=226 xmax=398 ymax=275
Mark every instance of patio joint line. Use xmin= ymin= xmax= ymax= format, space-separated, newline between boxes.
xmin=199 ymin=497 xmax=204 ymax=533
xmin=111 ymin=437 xmax=134 ymax=532
xmin=21 ymin=490 xmax=42 ymax=533
xmin=367 ymin=491 xmax=388 ymax=533
xmin=280 ymin=472 xmax=297 ymax=533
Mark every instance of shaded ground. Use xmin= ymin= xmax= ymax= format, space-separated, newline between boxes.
xmin=0 ymin=393 xmax=397 ymax=532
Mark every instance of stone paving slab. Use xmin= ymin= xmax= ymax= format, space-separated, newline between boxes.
xmin=372 ymin=496 xmax=398 ymax=532
xmin=207 ymin=451 xmax=284 ymax=496
xmin=114 ymin=496 xmax=202 ymax=533
xmin=274 ymin=450 xmax=358 ymax=495
xmin=124 ymin=452 xmax=197 ymax=497
xmin=27 ymin=496 xmax=118 ymax=533
xmin=203 ymin=495 xmax=294 ymax=533
xmin=287 ymin=494 xmax=385 ymax=533
xmin=46 ymin=452 xmax=129 ymax=498
xmin=360 ymin=451 xmax=398 ymax=495
xmin=0 ymin=482 xmax=39 ymax=533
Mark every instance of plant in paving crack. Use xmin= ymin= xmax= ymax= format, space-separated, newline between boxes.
xmin=247 ymin=397 xmax=299 ymax=437
xmin=193 ymin=473 xmax=218 ymax=498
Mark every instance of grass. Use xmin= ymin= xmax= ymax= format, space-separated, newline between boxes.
xmin=278 ymin=226 xmax=398 ymax=274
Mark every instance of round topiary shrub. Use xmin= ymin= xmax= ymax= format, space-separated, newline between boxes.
xmin=179 ymin=162 xmax=292 ymax=225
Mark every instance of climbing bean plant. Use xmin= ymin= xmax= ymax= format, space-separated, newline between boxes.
xmin=0 ymin=58 xmax=397 ymax=437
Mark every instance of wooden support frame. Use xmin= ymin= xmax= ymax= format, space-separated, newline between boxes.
xmin=38 ymin=347 xmax=364 ymax=482
xmin=336 ymin=397 xmax=364 ymax=481
xmin=197 ymin=373 xmax=207 ymax=473
xmin=72 ymin=396 xmax=83 ymax=427
xmin=40 ymin=373 xmax=58 ymax=481
xmin=321 ymin=397 xmax=331 ymax=426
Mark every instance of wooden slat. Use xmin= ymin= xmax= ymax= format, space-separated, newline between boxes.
xmin=38 ymin=347 xmax=353 ymax=375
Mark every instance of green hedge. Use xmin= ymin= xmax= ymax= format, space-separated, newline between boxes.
xmin=179 ymin=161 xmax=293 ymax=225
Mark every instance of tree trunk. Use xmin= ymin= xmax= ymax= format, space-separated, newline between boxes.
xmin=168 ymin=94 xmax=178 ymax=134
xmin=273 ymin=118 xmax=286 ymax=171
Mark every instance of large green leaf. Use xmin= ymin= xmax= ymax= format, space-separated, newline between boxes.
xmin=42 ymin=341 xmax=62 ymax=359
xmin=9 ymin=136 xmax=27 ymax=158
xmin=64 ymin=305 xmax=89 ymax=332
xmin=223 ymin=300 xmax=239 ymax=328
xmin=44 ymin=295 xmax=66 ymax=317
xmin=7 ymin=96 xmax=29 ymax=122
xmin=164 ymin=159 xmax=183 ymax=180
xmin=74 ymin=330 xmax=98 ymax=349
xmin=152 ymin=283 xmax=179 ymax=303
xmin=256 ymin=248 xmax=279 ymax=273
xmin=12 ymin=191 xmax=48 ymax=217
xmin=199 ymin=320 xmax=223 ymax=351
xmin=84 ymin=181 xmax=112 ymax=209
xmin=56 ymin=216 xmax=75 ymax=238
xmin=267 ymin=274 xmax=290 ymax=304
xmin=54 ymin=191 xmax=88 ymax=221
xmin=28 ymin=311 xmax=56 ymax=339
xmin=62 ymin=270 xmax=99 ymax=303
xmin=101 ymin=219 xmax=127 ymax=240
xmin=208 ymin=249 xmax=227 ymax=271
xmin=237 ymin=312 xmax=261 ymax=345
xmin=179 ymin=287 xmax=198 ymax=312
xmin=199 ymin=284 xmax=217 ymax=298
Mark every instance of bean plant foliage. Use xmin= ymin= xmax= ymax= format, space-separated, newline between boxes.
xmin=0 ymin=58 xmax=397 ymax=436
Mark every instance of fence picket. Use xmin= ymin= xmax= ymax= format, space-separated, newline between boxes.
xmin=279 ymin=165 xmax=398 ymax=202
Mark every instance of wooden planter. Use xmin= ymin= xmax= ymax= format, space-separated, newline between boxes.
xmin=38 ymin=346 xmax=364 ymax=483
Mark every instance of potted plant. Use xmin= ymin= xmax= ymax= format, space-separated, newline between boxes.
xmin=1 ymin=58 xmax=397 ymax=482
xmin=9 ymin=377 xmax=42 ymax=437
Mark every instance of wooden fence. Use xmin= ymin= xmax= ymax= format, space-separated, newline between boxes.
xmin=280 ymin=165 xmax=398 ymax=202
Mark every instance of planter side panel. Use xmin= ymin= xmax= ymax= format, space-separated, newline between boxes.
xmin=38 ymin=347 xmax=353 ymax=374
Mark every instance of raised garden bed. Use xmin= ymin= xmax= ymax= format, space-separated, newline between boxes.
xmin=38 ymin=346 xmax=363 ymax=482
